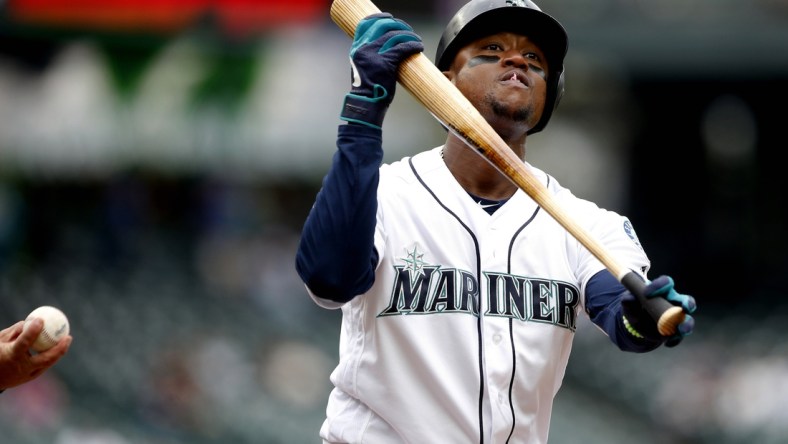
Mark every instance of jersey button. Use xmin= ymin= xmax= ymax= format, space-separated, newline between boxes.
xmin=492 ymin=333 xmax=502 ymax=344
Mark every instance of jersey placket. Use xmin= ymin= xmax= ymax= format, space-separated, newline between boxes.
xmin=478 ymin=220 xmax=517 ymax=441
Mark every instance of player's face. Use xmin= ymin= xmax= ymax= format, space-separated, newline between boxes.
xmin=445 ymin=32 xmax=548 ymax=136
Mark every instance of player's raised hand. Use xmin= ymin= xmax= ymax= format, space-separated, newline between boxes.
xmin=622 ymin=275 xmax=697 ymax=347
xmin=340 ymin=13 xmax=424 ymax=129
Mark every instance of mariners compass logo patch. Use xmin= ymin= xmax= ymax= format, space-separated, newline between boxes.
xmin=401 ymin=245 xmax=428 ymax=282
xmin=623 ymin=220 xmax=643 ymax=250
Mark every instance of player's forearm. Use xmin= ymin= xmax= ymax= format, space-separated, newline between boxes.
xmin=295 ymin=124 xmax=383 ymax=302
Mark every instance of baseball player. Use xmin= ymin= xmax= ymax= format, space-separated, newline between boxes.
xmin=295 ymin=1 xmax=697 ymax=443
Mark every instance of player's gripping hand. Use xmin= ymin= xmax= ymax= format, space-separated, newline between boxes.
xmin=622 ymin=275 xmax=697 ymax=347
xmin=340 ymin=13 xmax=424 ymax=129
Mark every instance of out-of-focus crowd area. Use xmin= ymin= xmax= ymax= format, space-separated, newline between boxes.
xmin=1 ymin=0 xmax=787 ymax=443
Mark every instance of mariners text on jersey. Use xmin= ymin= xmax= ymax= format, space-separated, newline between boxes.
xmin=379 ymin=253 xmax=580 ymax=332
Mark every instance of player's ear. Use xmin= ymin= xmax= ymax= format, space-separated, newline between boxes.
xmin=442 ymin=70 xmax=455 ymax=83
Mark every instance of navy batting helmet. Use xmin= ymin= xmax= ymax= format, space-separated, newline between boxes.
xmin=435 ymin=0 xmax=568 ymax=134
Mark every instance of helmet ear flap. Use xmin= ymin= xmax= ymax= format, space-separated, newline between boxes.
xmin=555 ymin=71 xmax=565 ymax=109
xmin=527 ymin=65 xmax=564 ymax=135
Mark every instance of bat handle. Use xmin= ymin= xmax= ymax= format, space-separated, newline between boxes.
xmin=621 ymin=272 xmax=685 ymax=337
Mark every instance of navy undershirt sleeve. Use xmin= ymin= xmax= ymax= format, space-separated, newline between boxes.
xmin=586 ymin=269 xmax=662 ymax=352
xmin=295 ymin=124 xmax=382 ymax=303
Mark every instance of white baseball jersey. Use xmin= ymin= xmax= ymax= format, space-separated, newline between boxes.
xmin=309 ymin=146 xmax=650 ymax=444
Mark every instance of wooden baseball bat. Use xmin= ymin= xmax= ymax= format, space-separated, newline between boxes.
xmin=330 ymin=0 xmax=685 ymax=336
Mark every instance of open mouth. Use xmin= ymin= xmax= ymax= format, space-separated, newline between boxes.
xmin=499 ymin=70 xmax=529 ymax=87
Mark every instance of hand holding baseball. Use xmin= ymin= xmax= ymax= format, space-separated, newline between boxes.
xmin=0 ymin=306 xmax=72 ymax=391
xmin=26 ymin=306 xmax=70 ymax=352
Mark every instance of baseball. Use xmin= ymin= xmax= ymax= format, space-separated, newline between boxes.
xmin=26 ymin=306 xmax=70 ymax=352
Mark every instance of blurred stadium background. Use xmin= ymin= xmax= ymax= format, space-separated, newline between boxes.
xmin=1 ymin=0 xmax=787 ymax=443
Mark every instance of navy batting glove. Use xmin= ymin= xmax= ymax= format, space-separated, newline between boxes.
xmin=622 ymin=275 xmax=697 ymax=347
xmin=340 ymin=13 xmax=424 ymax=129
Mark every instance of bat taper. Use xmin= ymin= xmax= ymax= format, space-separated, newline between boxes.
xmin=329 ymin=0 xmax=685 ymax=337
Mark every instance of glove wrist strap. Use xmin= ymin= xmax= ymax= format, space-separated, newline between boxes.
xmin=340 ymin=93 xmax=389 ymax=129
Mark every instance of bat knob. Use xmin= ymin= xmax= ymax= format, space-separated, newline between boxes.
xmin=657 ymin=306 xmax=686 ymax=337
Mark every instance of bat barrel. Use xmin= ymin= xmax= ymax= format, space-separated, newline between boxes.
xmin=330 ymin=0 xmax=381 ymax=35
